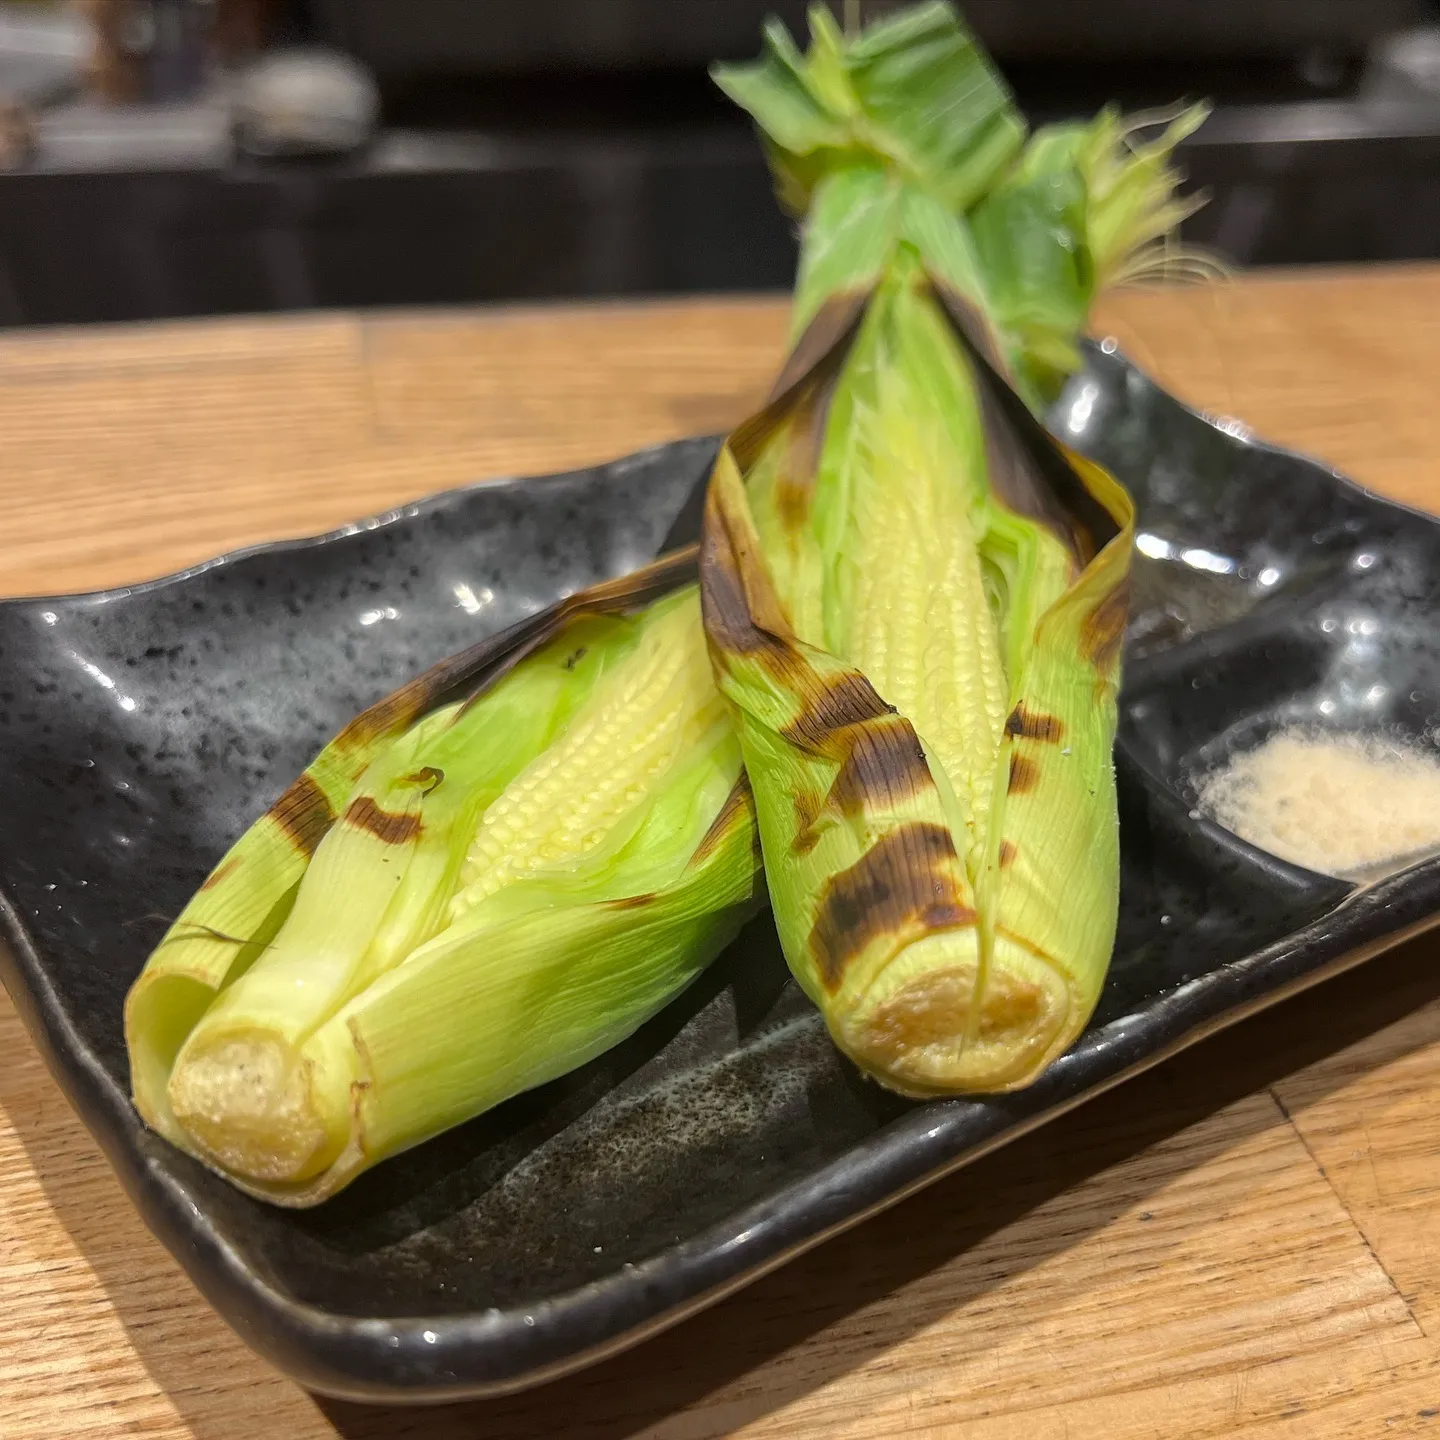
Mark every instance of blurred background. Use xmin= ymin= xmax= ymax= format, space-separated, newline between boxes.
xmin=1 ymin=0 xmax=1439 ymax=326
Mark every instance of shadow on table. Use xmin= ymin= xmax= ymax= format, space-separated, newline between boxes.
xmin=6 ymin=927 xmax=1440 ymax=1440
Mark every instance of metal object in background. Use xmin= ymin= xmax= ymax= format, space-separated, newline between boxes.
xmin=230 ymin=45 xmax=378 ymax=157
xmin=1365 ymin=27 xmax=1440 ymax=101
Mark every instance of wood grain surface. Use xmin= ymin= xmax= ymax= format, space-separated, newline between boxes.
xmin=3 ymin=265 xmax=1440 ymax=1439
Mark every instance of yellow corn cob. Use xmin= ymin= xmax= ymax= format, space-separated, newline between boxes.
xmin=126 ymin=554 xmax=762 ymax=1205
xmin=701 ymin=251 xmax=1133 ymax=1095
xmin=699 ymin=0 xmax=1195 ymax=1093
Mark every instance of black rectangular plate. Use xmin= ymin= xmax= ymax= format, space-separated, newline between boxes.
xmin=2 ymin=344 xmax=1439 ymax=1402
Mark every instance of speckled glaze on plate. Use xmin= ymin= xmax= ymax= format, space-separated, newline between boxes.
xmin=2 ymin=346 xmax=1439 ymax=1403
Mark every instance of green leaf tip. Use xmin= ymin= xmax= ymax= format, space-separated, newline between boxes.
xmin=713 ymin=0 xmax=1025 ymax=219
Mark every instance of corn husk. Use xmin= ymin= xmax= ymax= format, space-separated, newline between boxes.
xmin=701 ymin=3 xmax=1154 ymax=1092
xmin=126 ymin=553 xmax=762 ymax=1205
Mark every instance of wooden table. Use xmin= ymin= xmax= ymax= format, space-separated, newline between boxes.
xmin=3 ymin=265 xmax=1440 ymax=1438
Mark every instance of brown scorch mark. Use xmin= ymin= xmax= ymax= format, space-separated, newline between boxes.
xmin=809 ymin=823 xmax=976 ymax=991
xmin=826 ymin=719 xmax=936 ymax=817
xmin=792 ymin=790 xmax=826 ymax=856
xmin=698 ymin=506 xmax=789 ymax=669
xmin=605 ymin=892 xmax=657 ymax=911
xmin=269 ymin=773 xmax=336 ymax=857
xmin=335 ymin=684 xmax=428 ymax=753
xmin=344 ymin=796 xmax=422 ymax=846
xmin=1080 ymin=576 xmax=1131 ymax=674
xmin=1008 ymin=754 xmax=1040 ymax=795
xmin=792 ymin=718 xmax=936 ymax=855
xmin=761 ymin=290 xmax=870 ymax=407
xmin=198 ymin=855 xmax=242 ymax=892
xmin=689 ymin=776 xmax=756 ymax=867
xmin=1005 ymin=704 xmax=1065 ymax=744
xmin=780 ymin=671 xmax=895 ymax=753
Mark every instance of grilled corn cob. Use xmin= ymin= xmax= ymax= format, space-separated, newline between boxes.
xmin=126 ymin=556 xmax=761 ymax=1205
xmin=700 ymin=2 xmax=1194 ymax=1092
